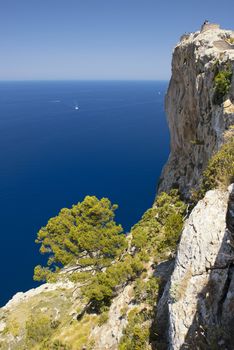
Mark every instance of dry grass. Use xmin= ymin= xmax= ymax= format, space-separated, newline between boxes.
xmin=170 ymin=269 xmax=192 ymax=302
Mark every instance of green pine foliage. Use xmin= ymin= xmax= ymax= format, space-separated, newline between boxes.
xmin=213 ymin=64 xmax=233 ymax=105
xmin=131 ymin=189 xmax=186 ymax=260
xmin=33 ymin=190 xmax=186 ymax=331
xmin=80 ymin=254 xmax=144 ymax=310
xmin=34 ymin=196 xmax=127 ymax=282
xmin=34 ymin=196 xmax=146 ymax=310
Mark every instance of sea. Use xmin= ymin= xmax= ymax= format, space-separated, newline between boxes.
xmin=0 ymin=80 xmax=169 ymax=306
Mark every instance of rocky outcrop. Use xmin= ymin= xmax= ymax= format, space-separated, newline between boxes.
xmin=158 ymin=24 xmax=234 ymax=198
xmin=91 ymin=284 xmax=133 ymax=350
xmin=2 ymin=281 xmax=74 ymax=310
xmin=0 ymin=279 xmax=134 ymax=350
xmin=156 ymin=185 xmax=234 ymax=349
xmin=0 ymin=281 xmax=77 ymax=349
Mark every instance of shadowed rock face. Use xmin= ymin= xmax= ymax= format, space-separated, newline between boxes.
xmin=156 ymin=186 xmax=234 ymax=349
xmin=158 ymin=26 xmax=234 ymax=198
xmin=227 ymin=186 xmax=234 ymax=234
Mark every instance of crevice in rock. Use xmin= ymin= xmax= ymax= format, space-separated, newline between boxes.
xmin=206 ymin=261 xmax=234 ymax=272
xmin=217 ymin=264 xmax=234 ymax=323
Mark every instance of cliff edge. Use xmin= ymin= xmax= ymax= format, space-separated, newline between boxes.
xmin=158 ymin=23 xmax=234 ymax=198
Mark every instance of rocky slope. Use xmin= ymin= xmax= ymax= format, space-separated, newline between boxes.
xmin=0 ymin=279 xmax=135 ymax=350
xmin=158 ymin=22 xmax=234 ymax=198
xmin=1 ymin=23 xmax=234 ymax=350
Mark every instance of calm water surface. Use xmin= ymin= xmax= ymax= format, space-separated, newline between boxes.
xmin=0 ymin=81 xmax=169 ymax=306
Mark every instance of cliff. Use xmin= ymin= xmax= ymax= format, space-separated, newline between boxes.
xmin=158 ymin=23 xmax=234 ymax=198
xmin=155 ymin=23 xmax=234 ymax=349
xmin=1 ymin=24 xmax=234 ymax=350
xmin=156 ymin=185 xmax=234 ymax=349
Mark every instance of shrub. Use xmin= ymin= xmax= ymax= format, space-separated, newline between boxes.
xmin=226 ymin=37 xmax=234 ymax=44
xmin=213 ymin=65 xmax=232 ymax=105
xmin=40 ymin=340 xmax=72 ymax=350
xmin=98 ymin=311 xmax=109 ymax=326
xmin=120 ymin=305 xmax=128 ymax=318
xmin=118 ymin=308 xmax=151 ymax=350
xmin=192 ymin=139 xmax=234 ymax=201
xmin=26 ymin=314 xmax=54 ymax=345
xmin=119 ymin=276 xmax=160 ymax=349
xmin=82 ymin=255 xmax=144 ymax=310
xmin=2 ymin=319 xmax=20 ymax=337
xmin=163 ymin=212 xmax=184 ymax=250
xmin=131 ymin=190 xmax=186 ymax=258
xmin=134 ymin=277 xmax=159 ymax=305
xmin=190 ymin=138 xmax=204 ymax=145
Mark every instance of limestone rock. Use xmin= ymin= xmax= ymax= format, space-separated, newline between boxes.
xmin=91 ymin=284 xmax=133 ymax=350
xmin=3 ymin=280 xmax=74 ymax=311
xmin=157 ymin=186 xmax=234 ymax=349
xmin=155 ymin=24 xmax=234 ymax=350
xmin=158 ymin=25 xmax=234 ymax=198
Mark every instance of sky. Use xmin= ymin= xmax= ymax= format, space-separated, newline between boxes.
xmin=0 ymin=0 xmax=233 ymax=80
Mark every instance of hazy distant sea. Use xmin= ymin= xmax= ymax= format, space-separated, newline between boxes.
xmin=0 ymin=80 xmax=169 ymax=306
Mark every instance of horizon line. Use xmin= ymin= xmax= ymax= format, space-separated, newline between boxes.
xmin=0 ymin=79 xmax=169 ymax=83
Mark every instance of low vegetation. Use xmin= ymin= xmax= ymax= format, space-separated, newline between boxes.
xmin=134 ymin=276 xmax=160 ymax=306
xmin=213 ymin=64 xmax=232 ymax=105
xmin=131 ymin=189 xmax=186 ymax=261
xmin=25 ymin=314 xmax=56 ymax=346
xmin=192 ymin=138 xmax=234 ymax=201
xmin=226 ymin=36 xmax=234 ymax=44
xmin=80 ymin=254 xmax=144 ymax=311
xmin=118 ymin=190 xmax=186 ymax=349
xmin=119 ymin=308 xmax=151 ymax=350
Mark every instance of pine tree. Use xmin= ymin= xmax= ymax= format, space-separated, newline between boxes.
xmin=34 ymin=196 xmax=126 ymax=282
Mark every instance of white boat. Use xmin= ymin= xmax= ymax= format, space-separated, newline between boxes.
xmin=75 ymin=105 xmax=79 ymax=110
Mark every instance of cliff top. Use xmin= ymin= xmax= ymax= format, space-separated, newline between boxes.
xmin=179 ymin=23 xmax=234 ymax=61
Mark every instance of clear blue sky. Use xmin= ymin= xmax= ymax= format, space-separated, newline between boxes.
xmin=1 ymin=0 xmax=233 ymax=80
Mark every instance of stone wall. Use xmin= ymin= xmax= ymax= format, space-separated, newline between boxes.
xmin=201 ymin=22 xmax=220 ymax=32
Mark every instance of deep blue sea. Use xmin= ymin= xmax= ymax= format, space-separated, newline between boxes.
xmin=0 ymin=81 xmax=169 ymax=306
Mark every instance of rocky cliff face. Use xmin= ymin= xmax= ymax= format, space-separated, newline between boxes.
xmin=158 ymin=24 xmax=234 ymax=198
xmin=155 ymin=24 xmax=234 ymax=349
xmin=157 ymin=185 xmax=234 ymax=349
